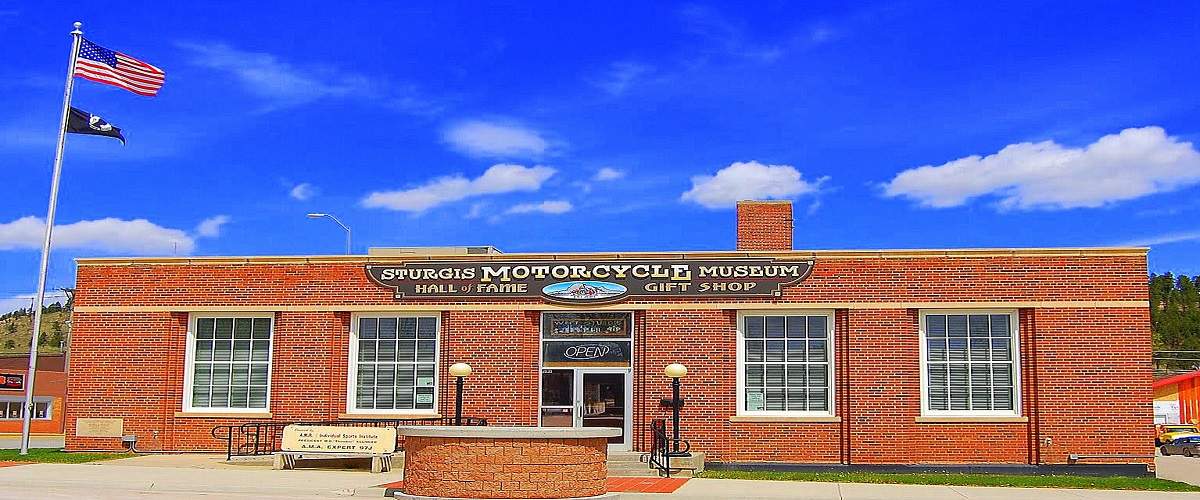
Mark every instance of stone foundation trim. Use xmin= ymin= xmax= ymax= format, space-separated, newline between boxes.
xmin=728 ymin=415 xmax=842 ymax=423
xmin=338 ymin=412 xmax=441 ymax=420
xmin=173 ymin=411 xmax=273 ymax=419
xmin=914 ymin=416 xmax=1030 ymax=423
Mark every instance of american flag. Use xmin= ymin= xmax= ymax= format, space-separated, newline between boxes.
xmin=73 ymin=38 xmax=165 ymax=96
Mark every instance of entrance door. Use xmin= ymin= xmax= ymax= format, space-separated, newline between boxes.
xmin=539 ymin=369 xmax=631 ymax=451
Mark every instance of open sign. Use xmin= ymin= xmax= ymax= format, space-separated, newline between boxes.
xmin=543 ymin=341 xmax=631 ymax=366
xmin=563 ymin=344 xmax=612 ymax=360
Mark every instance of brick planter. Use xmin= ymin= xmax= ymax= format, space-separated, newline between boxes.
xmin=399 ymin=426 xmax=620 ymax=499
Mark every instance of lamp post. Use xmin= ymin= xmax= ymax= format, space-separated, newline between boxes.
xmin=449 ymin=363 xmax=472 ymax=426
xmin=664 ymin=363 xmax=688 ymax=455
xmin=305 ymin=213 xmax=352 ymax=255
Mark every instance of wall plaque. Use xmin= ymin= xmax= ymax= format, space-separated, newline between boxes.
xmin=76 ymin=417 xmax=124 ymax=438
xmin=366 ymin=258 xmax=813 ymax=304
xmin=281 ymin=424 xmax=397 ymax=454
xmin=543 ymin=340 xmax=632 ymax=367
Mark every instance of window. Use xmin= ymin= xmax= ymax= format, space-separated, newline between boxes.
xmin=349 ymin=315 xmax=438 ymax=413
xmin=738 ymin=312 xmax=834 ymax=415
xmin=185 ymin=315 xmax=273 ymax=412
xmin=0 ymin=399 xmax=51 ymax=420
xmin=921 ymin=311 xmax=1019 ymax=416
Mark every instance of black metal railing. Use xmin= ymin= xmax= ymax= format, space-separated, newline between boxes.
xmin=645 ymin=418 xmax=690 ymax=477
xmin=211 ymin=416 xmax=487 ymax=460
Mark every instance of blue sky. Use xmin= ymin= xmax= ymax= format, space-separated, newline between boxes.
xmin=1 ymin=1 xmax=1199 ymax=312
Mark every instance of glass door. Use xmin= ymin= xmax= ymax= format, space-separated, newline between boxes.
xmin=578 ymin=371 xmax=629 ymax=450
xmin=539 ymin=368 xmax=631 ymax=451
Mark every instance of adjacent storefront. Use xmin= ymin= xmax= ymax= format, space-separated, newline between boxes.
xmin=63 ymin=201 xmax=1155 ymax=469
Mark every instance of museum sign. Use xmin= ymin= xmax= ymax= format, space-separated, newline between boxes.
xmin=365 ymin=258 xmax=813 ymax=304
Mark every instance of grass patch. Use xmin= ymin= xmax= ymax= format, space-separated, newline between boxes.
xmin=698 ymin=470 xmax=1200 ymax=492
xmin=0 ymin=448 xmax=133 ymax=464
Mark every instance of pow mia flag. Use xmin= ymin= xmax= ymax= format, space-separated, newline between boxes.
xmin=66 ymin=107 xmax=125 ymax=144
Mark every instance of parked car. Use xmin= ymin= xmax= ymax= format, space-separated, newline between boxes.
xmin=1157 ymin=424 xmax=1200 ymax=446
xmin=1161 ymin=435 xmax=1200 ymax=457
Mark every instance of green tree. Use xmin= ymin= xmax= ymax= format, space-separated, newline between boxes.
xmin=49 ymin=321 xmax=64 ymax=350
xmin=3 ymin=339 xmax=12 ymax=349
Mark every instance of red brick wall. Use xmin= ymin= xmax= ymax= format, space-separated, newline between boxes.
xmin=736 ymin=201 xmax=793 ymax=251
xmin=1029 ymin=307 xmax=1154 ymax=464
xmin=65 ymin=252 xmax=1153 ymax=467
xmin=439 ymin=311 xmax=540 ymax=426
xmin=71 ymin=255 xmax=1147 ymax=308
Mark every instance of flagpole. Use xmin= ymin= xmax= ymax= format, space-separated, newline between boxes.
xmin=20 ymin=21 xmax=83 ymax=456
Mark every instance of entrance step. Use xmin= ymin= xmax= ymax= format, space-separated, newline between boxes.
xmin=606 ymin=451 xmax=699 ymax=478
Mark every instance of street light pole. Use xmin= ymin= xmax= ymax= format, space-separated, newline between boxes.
xmin=664 ymin=363 xmax=688 ymax=456
xmin=306 ymin=213 xmax=352 ymax=254
xmin=449 ymin=363 xmax=472 ymax=426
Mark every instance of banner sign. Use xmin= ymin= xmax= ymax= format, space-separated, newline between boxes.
xmin=366 ymin=258 xmax=813 ymax=304
xmin=542 ymin=312 xmax=631 ymax=338
xmin=0 ymin=374 xmax=22 ymax=390
xmin=543 ymin=341 xmax=632 ymax=367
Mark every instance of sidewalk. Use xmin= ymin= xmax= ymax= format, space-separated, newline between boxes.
xmin=0 ymin=455 xmax=1194 ymax=499
xmin=625 ymin=478 xmax=1200 ymax=499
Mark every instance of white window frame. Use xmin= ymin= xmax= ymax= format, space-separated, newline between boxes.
xmin=346 ymin=312 xmax=441 ymax=416
xmin=0 ymin=397 xmax=52 ymax=420
xmin=918 ymin=309 xmax=1022 ymax=417
xmin=736 ymin=310 xmax=836 ymax=417
xmin=182 ymin=312 xmax=275 ymax=414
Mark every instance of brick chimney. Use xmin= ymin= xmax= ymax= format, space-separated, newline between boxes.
xmin=736 ymin=200 xmax=793 ymax=251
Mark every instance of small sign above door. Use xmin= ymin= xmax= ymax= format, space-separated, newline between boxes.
xmin=542 ymin=312 xmax=630 ymax=338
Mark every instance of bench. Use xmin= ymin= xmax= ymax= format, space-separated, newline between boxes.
xmin=274 ymin=424 xmax=398 ymax=473
xmin=273 ymin=451 xmax=394 ymax=473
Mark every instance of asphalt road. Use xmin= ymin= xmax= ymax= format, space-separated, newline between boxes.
xmin=1156 ymin=455 xmax=1200 ymax=486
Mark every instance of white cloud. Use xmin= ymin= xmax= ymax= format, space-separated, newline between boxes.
xmin=883 ymin=126 xmax=1200 ymax=210
xmin=465 ymin=202 xmax=489 ymax=219
xmin=176 ymin=42 xmax=435 ymax=114
xmin=505 ymin=200 xmax=574 ymax=215
xmin=443 ymin=120 xmax=549 ymax=159
xmin=594 ymin=167 xmax=626 ymax=181
xmin=681 ymin=161 xmax=826 ymax=209
xmin=0 ymin=293 xmax=70 ymax=315
xmin=0 ymin=295 xmax=32 ymax=315
xmin=594 ymin=62 xmax=652 ymax=96
xmin=289 ymin=182 xmax=316 ymax=201
xmin=0 ymin=216 xmax=195 ymax=254
xmin=195 ymin=215 xmax=230 ymax=238
xmin=363 ymin=164 xmax=556 ymax=213
xmin=1113 ymin=230 xmax=1200 ymax=247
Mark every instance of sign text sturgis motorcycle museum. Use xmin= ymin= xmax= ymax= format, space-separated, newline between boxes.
xmin=366 ymin=258 xmax=813 ymax=304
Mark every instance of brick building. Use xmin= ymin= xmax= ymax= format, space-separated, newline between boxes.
xmin=0 ymin=354 xmax=65 ymax=436
xmin=65 ymin=200 xmax=1154 ymax=469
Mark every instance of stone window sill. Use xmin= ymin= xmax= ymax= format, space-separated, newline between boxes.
xmin=174 ymin=412 xmax=273 ymax=419
xmin=338 ymin=413 xmax=442 ymax=420
xmin=729 ymin=415 xmax=842 ymax=423
xmin=915 ymin=416 xmax=1028 ymax=424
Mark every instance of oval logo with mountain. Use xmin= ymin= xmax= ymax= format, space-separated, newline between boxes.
xmin=541 ymin=281 xmax=628 ymax=303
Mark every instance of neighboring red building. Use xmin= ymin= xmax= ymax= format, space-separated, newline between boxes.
xmin=0 ymin=354 xmax=66 ymax=436
xmin=64 ymin=201 xmax=1154 ymax=470
xmin=1154 ymin=370 xmax=1200 ymax=425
